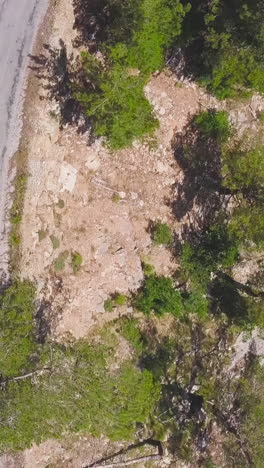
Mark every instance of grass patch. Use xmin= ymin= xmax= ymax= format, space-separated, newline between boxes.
xmin=71 ymin=251 xmax=83 ymax=273
xmin=57 ymin=199 xmax=65 ymax=209
xmin=104 ymin=293 xmax=127 ymax=312
xmin=112 ymin=192 xmax=121 ymax=203
xmin=113 ymin=293 xmax=127 ymax=306
xmin=54 ymin=251 xmax=69 ymax=271
xmin=104 ymin=298 xmax=114 ymax=312
xmin=9 ymin=147 xmax=28 ymax=275
xmin=0 ymin=280 xmax=37 ymax=377
xmin=50 ymin=235 xmax=60 ymax=249
xmin=120 ymin=317 xmax=145 ymax=354
xmin=38 ymin=230 xmax=48 ymax=241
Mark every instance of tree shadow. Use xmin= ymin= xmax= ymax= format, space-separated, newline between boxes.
xmin=170 ymin=115 xmax=227 ymax=240
xmin=72 ymin=0 xmax=141 ymax=49
xmin=29 ymin=40 xmax=92 ymax=138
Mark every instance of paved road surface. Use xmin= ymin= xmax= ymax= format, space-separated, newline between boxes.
xmin=0 ymin=0 xmax=48 ymax=277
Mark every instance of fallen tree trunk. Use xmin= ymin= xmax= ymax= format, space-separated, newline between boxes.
xmin=87 ymin=453 xmax=162 ymax=468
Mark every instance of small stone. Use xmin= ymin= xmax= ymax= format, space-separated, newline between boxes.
xmin=118 ymin=191 xmax=126 ymax=199
xmin=159 ymin=107 xmax=166 ymax=115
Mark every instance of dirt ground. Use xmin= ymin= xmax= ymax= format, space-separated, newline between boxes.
xmin=19 ymin=0 xmax=223 ymax=339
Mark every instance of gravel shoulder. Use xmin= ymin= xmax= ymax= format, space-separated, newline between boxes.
xmin=0 ymin=0 xmax=49 ymax=279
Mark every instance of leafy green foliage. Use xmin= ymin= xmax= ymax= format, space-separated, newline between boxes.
xmin=194 ymin=110 xmax=231 ymax=142
xmin=126 ymin=0 xmax=190 ymax=73
xmin=75 ymin=56 xmax=158 ymax=149
xmin=0 ymin=281 xmax=37 ymax=377
xmin=183 ymin=290 xmax=208 ymax=319
xmin=151 ymin=222 xmax=173 ymax=245
xmin=134 ymin=275 xmax=183 ymax=316
xmin=185 ymin=0 xmax=264 ymax=98
xmin=0 ymin=340 xmax=159 ymax=451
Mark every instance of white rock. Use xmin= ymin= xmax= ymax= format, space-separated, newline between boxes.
xmin=59 ymin=163 xmax=78 ymax=193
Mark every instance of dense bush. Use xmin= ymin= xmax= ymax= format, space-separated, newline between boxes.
xmin=151 ymin=222 xmax=173 ymax=245
xmin=180 ymin=224 xmax=239 ymax=290
xmin=134 ymin=275 xmax=184 ymax=316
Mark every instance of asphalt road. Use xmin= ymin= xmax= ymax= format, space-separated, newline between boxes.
xmin=0 ymin=0 xmax=48 ymax=276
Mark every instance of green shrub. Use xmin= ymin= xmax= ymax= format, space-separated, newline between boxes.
xmin=114 ymin=293 xmax=127 ymax=306
xmin=142 ymin=261 xmax=155 ymax=277
xmin=134 ymin=275 xmax=183 ymax=316
xmin=194 ymin=110 xmax=231 ymax=143
xmin=151 ymin=222 xmax=173 ymax=245
xmin=0 ymin=281 xmax=36 ymax=377
xmin=71 ymin=251 xmax=83 ymax=273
